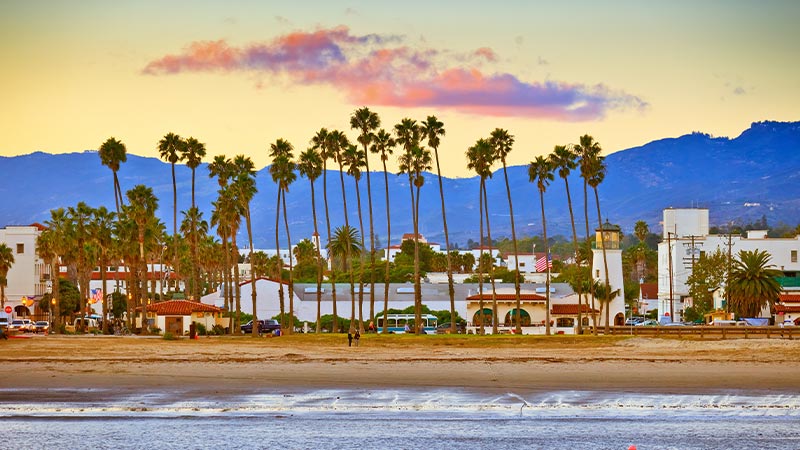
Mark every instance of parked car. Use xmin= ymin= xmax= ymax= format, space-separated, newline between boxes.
xmin=33 ymin=321 xmax=50 ymax=333
xmin=662 ymin=322 xmax=687 ymax=327
xmin=240 ymin=319 xmax=282 ymax=334
xmin=635 ymin=319 xmax=659 ymax=326
xmin=21 ymin=318 xmax=34 ymax=331
xmin=9 ymin=319 xmax=28 ymax=332
xmin=0 ymin=317 xmax=8 ymax=329
xmin=624 ymin=317 xmax=645 ymax=326
xmin=435 ymin=322 xmax=466 ymax=334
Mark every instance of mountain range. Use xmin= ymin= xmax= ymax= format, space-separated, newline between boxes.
xmin=1 ymin=120 xmax=798 ymax=248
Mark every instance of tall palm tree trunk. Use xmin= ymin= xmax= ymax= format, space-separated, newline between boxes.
xmin=477 ymin=179 xmax=486 ymax=335
xmin=231 ymin=233 xmax=242 ymax=333
xmin=540 ymin=190 xmax=551 ymax=336
xmin=282 ymin=193 xmax=294 ymax=335
xmin=482 ymin=183 xmax=498 ymax=335
xmin=564 ymin=176 xmax=584 ymax=334
xmin=594 ymin=188 xmax=612 ymax=333
xmin=406 ymin=175 xmax=419 ymax=334
xmin=100 ymin=259 xmax=108 ymax=334
xmin=245 ymin=208 xmax=258 ymax=337
xmin=363 ymin=150 xmax=377 ymax=325
xmin=414 ymin=183 xmax=423 ymax=335
xmin=354 ymin=177 xmax=366 ymax=333
xmin=337 ymin=162 xmax=356 ymax=331
xmin=433 ymin=148 xmax=456 ymax=333
xmin=171 ymin=163 xmax=178 ymax=286
xmin=275 ymin=190 xmax=285 ymax=330
xmin=501 ymin=162 xmax=522 ymax=334
xmin=322 ymin=164 xmax=338 ymax=333
xmin=381 ymin=160 xmax=391 ymax=334
xmin=309 ymin=178 xmax=323 ymax=334
xmin=584 ymin=180 xmax=598 ymax=334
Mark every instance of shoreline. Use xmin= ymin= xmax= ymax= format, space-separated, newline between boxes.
xmin=2 ymin=335 xmax=799 ymax=400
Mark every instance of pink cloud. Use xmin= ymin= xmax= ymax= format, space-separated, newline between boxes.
xmin=143 ymin=26 xmax=646 ymax=120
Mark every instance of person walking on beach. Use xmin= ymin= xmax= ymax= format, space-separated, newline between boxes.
xmin=368 ymin=320 xmax=375 ymax=333
xmin=347 ymin=331 xmax=353 ymax=347
xmin=354 ymin=330 xmax=360 ymax=347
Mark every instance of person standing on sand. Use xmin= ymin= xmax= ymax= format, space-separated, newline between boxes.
xmin=347 ymin=331 xmax=353 ymax=347
xmin=368 ymin=320 xmax=375 ymax=333
xmin=354 ymin=329 xmax=360 ymax=347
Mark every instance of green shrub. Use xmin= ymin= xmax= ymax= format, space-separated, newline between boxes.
xmin=211 ymin=324 xmax=225 ymax=335
xmin=162 ymin=332 xmax=176 ymax=340
xmin=195 ymin=323 xmax=207 ymax=336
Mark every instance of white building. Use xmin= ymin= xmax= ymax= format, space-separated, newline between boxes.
xmin=383 ymin=233 xmax=502 ymax=270
xmin=0 ymin=223 xmax=48 ymax=318
xmin=657 ymin=208 xmax=800 ymax=321
xmin=592 ymin=221 xmax=626 ymax=326
xmin=239 ymin=233 xmax=329 ymax=268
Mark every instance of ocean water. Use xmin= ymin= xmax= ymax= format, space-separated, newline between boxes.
xmin=1 ymin=388 xmax=799 ymax=449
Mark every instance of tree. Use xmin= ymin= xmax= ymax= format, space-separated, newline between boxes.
xmin=595 ymin=282 xmax=621 ymax=324
xmin=396 ymin=118 xmax=431 ymax=334
xmin=350 ymin=107 xmax=381 ymax=325
xmin=490 ymin=128 xmax=523 ymax=333
xmin=126 ymin=186 xmax=158 ymax=334
xmin=328 ymin=226 xmax=363 ymax=307
xmin=230 ymin=155 xmax=258 ymax=336
xmin=269 ymin=138 xmax=297 ymax=333
xmin=181 ymin=137 xmax=206 ymax=300
xmin=575 ymin=134 xmax=602 ymax=332
xmin=685 ymin=249 xmax=729 ymax=322
xmin=297 ymin=147 xmax=325 ymax=332
xmin=312 ymin=128 xmax=340 ymax=333
xmin=98 ymin=137 xmax=127 ymax=214
xmin=158 ymin=132 xmax=185 ymax=278
xmin=585 ymin=148 xmax=612 ymax=333
xmin=550 ymin=144 xmax=585 ymax=333
xmin=343 ymin=143 xmax=368 ymax=332
xmin=634 ymin=221 xmax=649 ymax=243
xmin=423 ymin=115 xmax=458 ymax=334
xmin=466 ymin=138 xmax=495 ymax=333
xmin=370 ymin=128 xmax=396 ymax=332
xmin=529 ymin=155 xmax=554 ymax=335
xmin=728 ymin=249 xmax=782 ymax=318
xmin=329 ymin=129 xmax=358 ymax=331
xmin=90 ymin=206 xmax=115 ymax=334
xmin=0 ymin=243 xmax=14 ymax=309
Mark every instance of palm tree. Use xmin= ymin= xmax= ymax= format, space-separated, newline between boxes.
xmin=550 ymin=144 xmax=584 ymax=333
xmin=158 ymin=133 xmax=185 ymax=275
xmin=575 ymin=134 xmax=602 ymax=332
xmin=98 ymin=137 xmax=127 ymax=214
xmin=634 ymin=220 xmax=649 ymax=243
xmin=230 ymin=156 xmax=257 ymax=336
xmin=595 ymin=282 xmax=620 ymax=323
xmin=182 ymin=137 xmax=206 ymax=300
xmin=528 ymin=155 xmax=554 ymax=335
xmin=370 ymin=129 xmax=396 ymax=333
xmin=297 ymin=147 xmax=325 ymax=333
xmin=396 ymin=118 xmax=431 ymax=334
xmin=209 ymin=156 xmax=238 ymax=332
xmin=489 ymin=128 xmax=521 ymax=333
xmin=728 ymin=249 xmax=782 ymax=318
xmin=350 ymin=107 xmax=381 ymax=324
xmin=269 ymin=138 xmax=297 ymax=333
xmin=126 ymin=186 xmax=158 ymax=334
xmin=35 ymin=231 xmax=59 ymax=330
xmin=585 ymin=151 xmax=612 ymax=332
xmin=466 ymin=138 xmax=495 ymax=333
xmin=0 ymin=243 xmax=14 ymax=309
xmin=42 ymin=208 xmax=69 ymax=332
xmin=311 ymin=128 xmax=339 ymax=332
xmin=328 ymin=226 xmax=363 ymax=307
xmin=329 ymin=129 xmax=358 ymax=331
xmin=91 ymin=206 xmax=115 ymax=334
xmin=343 ymin=144 xmax=367 ymax=332
xmin=67 ymin=202 xmax=95 ymax=332
xmin=422 ymin=116 xmax=457 ymax=332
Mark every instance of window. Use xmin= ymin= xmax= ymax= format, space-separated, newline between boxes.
xmin=596 ymin=269 xmax=600 ymax=277
xmin=792 ymin=250 xmax=798 ymax=263
xmin=16 ymin=243 xmax=24 ymax=254
xmin=519 ymin=262 xmax=525 ymax=267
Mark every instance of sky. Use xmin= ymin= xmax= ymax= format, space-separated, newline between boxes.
xmin=1 ymin=0 xmax=798 ymax=178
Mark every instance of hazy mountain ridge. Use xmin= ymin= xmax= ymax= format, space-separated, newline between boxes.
xmin=1 ymin=121 xmax=798 ymax=247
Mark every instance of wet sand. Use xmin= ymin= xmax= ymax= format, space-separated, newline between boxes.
xmin=1 ymin=334 xmax=799 ymax=399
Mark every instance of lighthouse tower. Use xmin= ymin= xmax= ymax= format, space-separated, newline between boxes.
xmin=592 ymin=220 xmax=626 ymax=326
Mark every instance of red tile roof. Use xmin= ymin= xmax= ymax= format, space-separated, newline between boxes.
xmin=779 ymin=294 xmax=800 ymax=303
xmin=551 ymin=304 xmax=598 ymax=315
xmin=775 ymin=305 xmax=800 ymax=313
xmin=142 ymin=300 xmax=221 ymax=315
xmin=466 ymin=293 xmax=546 ymax=301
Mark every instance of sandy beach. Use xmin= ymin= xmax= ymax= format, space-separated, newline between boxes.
xmin=2 ymin=334 xmax=799 ymax=399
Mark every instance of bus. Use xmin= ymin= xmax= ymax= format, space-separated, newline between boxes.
xmin=376 ymin=314 xmax=438 ymax=334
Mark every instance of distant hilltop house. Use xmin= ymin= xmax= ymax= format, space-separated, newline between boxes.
xmin=658 ymin=208 xmax=800 ymax=323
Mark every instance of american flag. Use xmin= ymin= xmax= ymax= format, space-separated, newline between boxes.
xmin=535 ymin=254 xmax=552 ymax=272
xmin=91 ymin=288 xmax=103 ymax=304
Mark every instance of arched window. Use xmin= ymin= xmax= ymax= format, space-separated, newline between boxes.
xmin=504 ymin=308 xmax=531 ymax=326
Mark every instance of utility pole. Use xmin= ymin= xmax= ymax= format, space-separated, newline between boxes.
xmin=722 ymin=223 xmax=736 ymax=317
